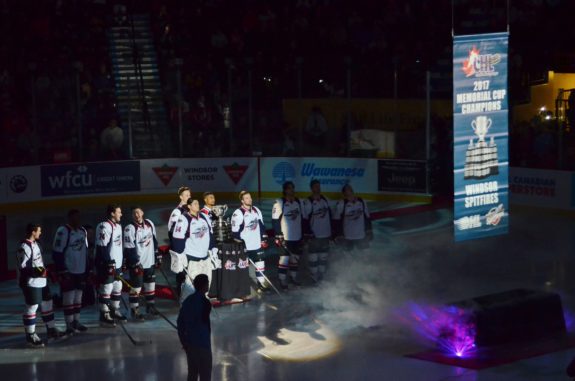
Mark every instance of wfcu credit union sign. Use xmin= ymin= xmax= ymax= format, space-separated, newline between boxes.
xmin=453 ymin=32 xmax=509 ymax=242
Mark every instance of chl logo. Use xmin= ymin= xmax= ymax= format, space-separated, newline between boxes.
xmin=153 ymin=164 xmax=178 ymax=186
xmin=223 ymin=162 xmax=248 ymax=185
xmin=462 ymin=46 xmax=501 ymax=78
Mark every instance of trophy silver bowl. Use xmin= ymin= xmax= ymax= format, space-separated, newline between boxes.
xmin=212 ymin=204 xmax=232 ymax=243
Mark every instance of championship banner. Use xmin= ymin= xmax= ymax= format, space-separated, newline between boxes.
xmin=453 ymin=32 xmax=509 ymax=242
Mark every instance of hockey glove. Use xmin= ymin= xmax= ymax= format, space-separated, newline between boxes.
xmin=106 ymin=261 xmax=117 ymax=277
xmin=32 ymin=266 xmax=47 ymax=278
xmin=132 ymin=262 xmax=144 ymax=277
xmin=261 ymin=236 xmax=270 ymax=250
xmin=274 ymin=235 xmax=284 ymax=247
xmin=155 ymin=250 xmax=163 ymax=268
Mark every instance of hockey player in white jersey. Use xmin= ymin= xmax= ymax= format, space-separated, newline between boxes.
xmin=168 ymin=187 xmax=191 ymax=296
xmin=333 ymin=184 xmax=373 ymax=253
xmin=303 ymin=179 xmax=333 ymax=282
xmin=95 ymin=204 xmax=126 ymax=327
xmin=200 ymin=191 xmax=217 ymax=227
xmin=170 ymin=199 xmax=216 ymax=302
xmin=272 ymin=181 xmax=310 ymax=290
xmin=123 ymin=206 xmax=161 ymax=321
xmin=52 ymin=209 xmax=89 ymax=335
xmin=231 ymin=191 xmax=270 ymax=292
xmin=18 ymin=223 xmax=67 ymax=348
xmin=168 ymin=186 xmax=191 ymax=242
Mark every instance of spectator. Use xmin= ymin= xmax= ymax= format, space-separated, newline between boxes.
xmin=305 ymin=106 xmax=329 ymax=154
xmin=100 ymin=119 xmax=124 ymax=159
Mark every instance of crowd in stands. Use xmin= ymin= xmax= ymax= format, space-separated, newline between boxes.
xmin=0 ymin=0 xmax=574 ymax=170
xmin=0 ymin=1 xmax=118 ymax=167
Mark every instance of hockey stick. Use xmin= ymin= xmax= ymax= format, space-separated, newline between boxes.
xmin=146 ymin=304 xmax=178 ymax=330
xmin=247 ymin=258 xmax=283 ymax=298
xmin=112 ymin=300 xmax=151 ymax=346
xmin=117 ymin=275 xmax=179 ymax=330
xmin=279 ymin=241 xmax=317 ymax=286
xmin=96 ymin=286 xmax=150 ymax=346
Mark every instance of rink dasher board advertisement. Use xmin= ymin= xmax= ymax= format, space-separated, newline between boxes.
xmin=41 ymin=161 xmax=140 ymax=197
xmin=509 ymin=167 xmax=573 ymax=209
xmin=0 ymin=166 xmax=42 ymax=203
xmin=139 ymin=158 xmax=258 ymax=193
xmin=259 ymin=157 xmax=375 ymax=194
xmin=453 ymin=32 xmax=509 ymax=242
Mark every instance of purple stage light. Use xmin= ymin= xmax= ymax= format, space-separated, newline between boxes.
xmin=564 ymin=310 xmax=574 ymax=332
xmin=396 ymin=303 xmax=477 ymax=358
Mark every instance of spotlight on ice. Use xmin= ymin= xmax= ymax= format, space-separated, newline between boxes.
xmin=318 ymin=79 xmax=324 ymax=84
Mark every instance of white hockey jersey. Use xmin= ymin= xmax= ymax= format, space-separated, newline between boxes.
xmin=52 ymin=225 xmax=88 ymax=274
xmin=200 ymin=206 xmax=215 ymax=227
xmin=95 ymin=219 xmax=123 ymax=267
xmin=168 ymin=204 xmax=187 ymax=237
xmin=123 ymin=219 xmax=157 ymax=268
xmin=334 ymin=198 xmax=371 ymax=240
xmin=17 ymin=240 xmax=47 ymax=288
xmin=272 ymin=198 xmax=304 ymax=241
xmin=231 ymin=206 xmax=265 ymax=251
xmin=172 ymin=213 xmax=212 ymax=259
xmin=303 ymin=196 xmax=332 ymax=239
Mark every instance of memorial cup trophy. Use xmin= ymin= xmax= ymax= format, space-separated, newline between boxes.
xmin=212 ymin=205 xmax=231 ymax=243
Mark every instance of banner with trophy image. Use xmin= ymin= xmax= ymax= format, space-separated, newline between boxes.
xmin=453 ymin=32 xmax=509 ymax=242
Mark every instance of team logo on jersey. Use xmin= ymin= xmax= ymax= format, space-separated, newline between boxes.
xmin=272 ymin=162 xmax=295 ymax=185
xmin=191 ymin=225 xmax=208 ymax=239
xmin=70 ymin=239 xmax=86 ymax=250
xmin=346 ymin=206 xmax=363 ymax=221
xmin=153 ymin=164 xmax=178 ymax=186
xmin=313 ymin=206 xmax=328 ymax=218
xmin=223 ymin=162 xmax=248 ymax=184
xmin=246 ymin=220 xmax=259 ymax=231
xmin=284 ymin=208 xmax=300 ymax=220
xmin=138 ymin=236 xmax=152 ymax=247
xmin=9 ymin=175 xmax=28 ymax=193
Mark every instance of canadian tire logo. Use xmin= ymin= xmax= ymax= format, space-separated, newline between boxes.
xmin=153 ymin=164 xmax=178 ymax=186
xmin=223 ymin=163 xmax=248 ymax=184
